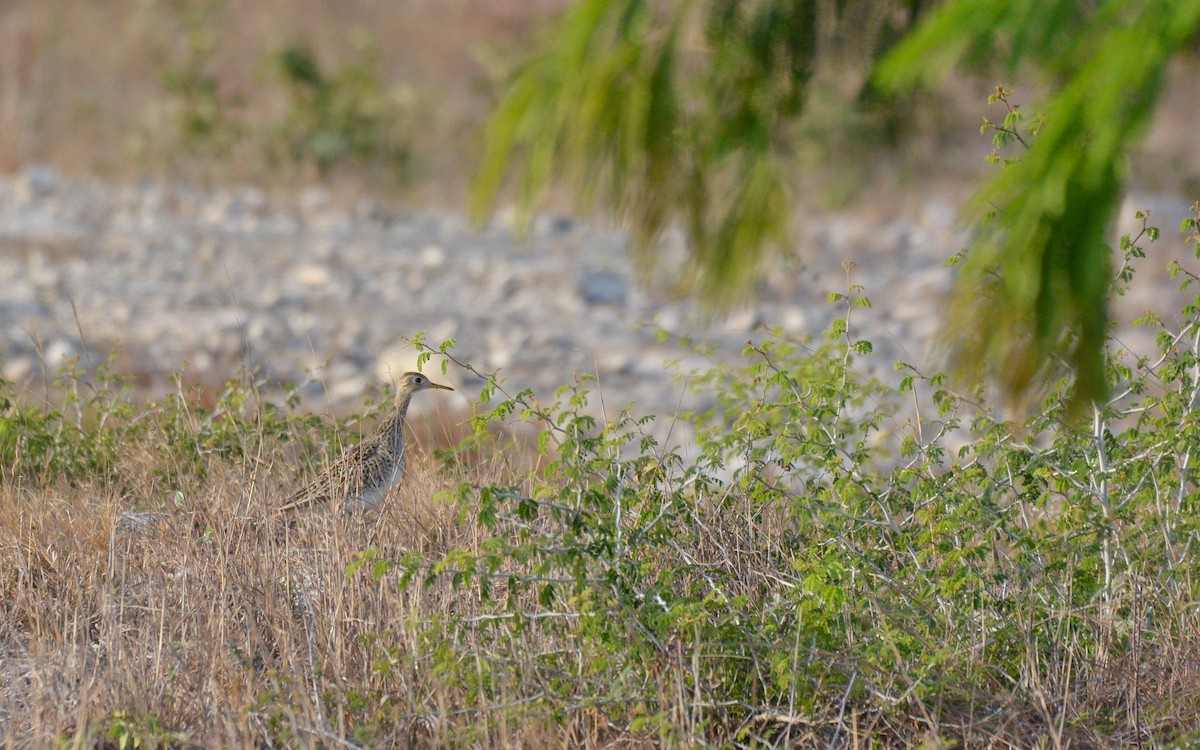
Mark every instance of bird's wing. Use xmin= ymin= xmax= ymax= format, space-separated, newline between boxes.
xmin=281 ymin=438 xmax=379 ymax=512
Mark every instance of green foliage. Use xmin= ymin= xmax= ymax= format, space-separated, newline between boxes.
xmin=161 ymin=0 xmax=235 ymax=150
xmin=103 ymin=709 xmax=191 ymax=749
xmin=0 ymin=357 xmax=135 ymax=483
xmin=273 ymin=41 xmax=414 ymax=180
xmin=479 ymin=0 xmax=1200 ymax=416
xmin=154 ymin=7 xmax=417 ymax=183
xmin=0 ymin=361 xmax=312 ymax=497
xmin=472 ymin=0 xmax=918 ymax=303
xmin=388 ymin=211 xmax=1200 ymax=743
xmin=877 ymin=0 xmax=1200 ymax=414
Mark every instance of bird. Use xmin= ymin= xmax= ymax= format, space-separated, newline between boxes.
xmin=281 ymin=371 xmax=454 ymax=513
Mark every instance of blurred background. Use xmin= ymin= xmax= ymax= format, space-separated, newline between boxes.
xmin=0 ymin=0 xmax=577 ymax=202
xmin=1 ymin=0 xmax=1198 ymax=425
xmin=3 ymin=2 xmax=1196 ymax=202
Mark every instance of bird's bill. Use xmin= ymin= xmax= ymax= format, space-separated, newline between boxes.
xmin=428 ymin=382 xmax=454 ymax=391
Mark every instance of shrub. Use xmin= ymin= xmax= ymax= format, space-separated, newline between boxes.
xmin=384 ymin=205 xmax=1200 ymax=745
xmin=273 ymin=42 xmax=415 ymax=181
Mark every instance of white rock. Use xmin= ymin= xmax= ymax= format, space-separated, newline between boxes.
xmin=1 ymin=355 xmax=34 ymax=381
xmin=921 ymin=200 xmax=956 ymax=231
xmin=779 ymin=306 xmax=809 ymax=331
xmin=723 ymin=307 xmax=759 ymax=332
xmin=44 ymin=337 xmax=81 ymax=369
xmin=292 ymin=263 xmax=332 ymax=287
xmin=418 ymin=244 xmax=446 ymax=269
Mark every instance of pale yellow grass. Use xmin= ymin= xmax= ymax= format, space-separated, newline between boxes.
xmin=0 ymin=442 xmax=543 ymax=747
xmin=0 ymin=0 xmax=573 ymax=202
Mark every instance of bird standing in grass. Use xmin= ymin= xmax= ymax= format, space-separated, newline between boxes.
xmin=281 ymin=371 xmax=454 ymax=513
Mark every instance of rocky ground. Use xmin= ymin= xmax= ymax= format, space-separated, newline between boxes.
xmin=0 ymin=165 xmax=1194 ymax=445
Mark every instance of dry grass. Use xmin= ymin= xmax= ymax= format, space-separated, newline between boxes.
xmin=0 ymin=0 xmax=573 ymax=203
xmin=6 ymin=343 xmax=1200 ymax=746
xmin=5 ymin=417 xmax=1200 ymax=747
xmin=0 ymin=458 xmax=463 ymax=746
xmin=0 ymin=437 xmax=730 ymax=747
xmin=0 ymin=379 xmax=648 ymax=747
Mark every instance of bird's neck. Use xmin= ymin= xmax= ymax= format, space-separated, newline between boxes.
xmin=392 ymin=389 xmax=414 ymax=418
xmin=378 ymin=390 xmax=413 ymax=445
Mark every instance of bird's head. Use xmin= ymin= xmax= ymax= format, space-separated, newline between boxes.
xmin=397 ymin=371 xmax=454 ymax=397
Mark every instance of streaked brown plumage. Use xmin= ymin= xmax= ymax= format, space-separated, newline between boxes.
xmin=281 ymin=371 xmax=453 ymax=513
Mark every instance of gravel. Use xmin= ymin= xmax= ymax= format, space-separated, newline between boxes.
xmin=1 ymin=164 xmax=1192 ymax=443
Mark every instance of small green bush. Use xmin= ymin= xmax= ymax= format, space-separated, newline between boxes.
xmin=273 ymin=42 xmax=414 ymax=181
xmin=160 ymin=0 xmax=236 ymax=151
xmin=0 ymin=363 xmax=318 ymax=499
xmin=385 ymin=204 xmax=1200 ymax=745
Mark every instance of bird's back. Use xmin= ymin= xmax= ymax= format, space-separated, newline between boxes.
xmin=282 ymin=424 xmax=404 ymax=513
